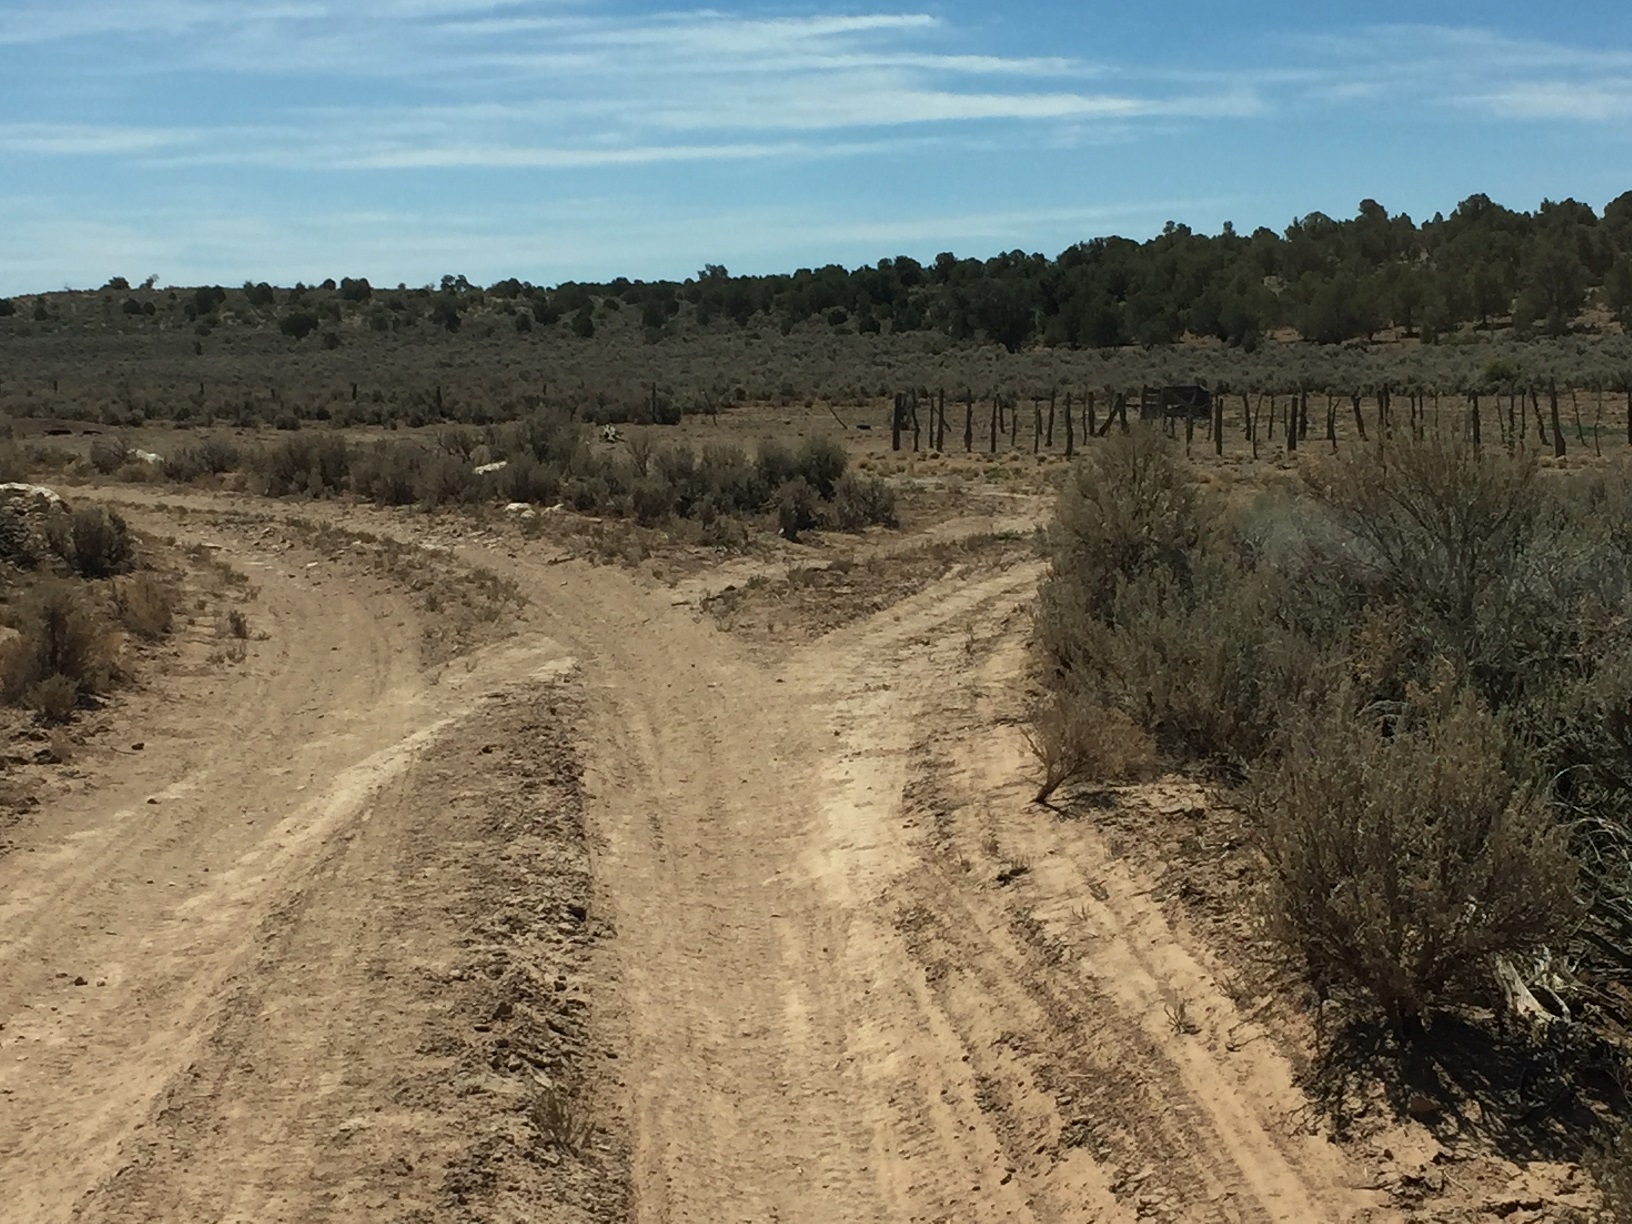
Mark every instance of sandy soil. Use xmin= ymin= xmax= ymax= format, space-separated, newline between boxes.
xmin=0 ymin=487 xmax=1601 ymax=1223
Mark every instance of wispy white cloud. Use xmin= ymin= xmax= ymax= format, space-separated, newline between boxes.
xmin=0 ymin=2 xmax=1244 ymax=176
xmin=1281 ymin=24 xmax=1632 ymax=123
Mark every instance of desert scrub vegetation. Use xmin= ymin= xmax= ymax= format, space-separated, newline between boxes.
xmin=232 ymin=410 xmax=896 ymax=541
xmin=1252 ymin=680 xmax=1578 ymax=1034
xmin=1032 ymin=423 xmax=1632 ymax=1044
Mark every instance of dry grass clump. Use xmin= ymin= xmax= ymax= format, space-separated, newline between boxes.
xmin=112 ymin=571 xmax=178 ymax=641
xmin=1023 ymin=690 xmax=1154 ymax=803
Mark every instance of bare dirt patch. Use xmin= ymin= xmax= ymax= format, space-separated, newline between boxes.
xmin=70 ymin=679 xmax=627 ymax=1224
xmin=702 ymin=530 xmax=1036 ymax=642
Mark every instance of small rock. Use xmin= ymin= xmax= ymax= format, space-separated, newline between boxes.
xmin=72 ymin=976 xmax=87 ymax=986
xmin=146 ymin=798 xmax=158 ymax=806
xmin=1406 ymin=1092 xmax=1440 ymax=1120
xmin=130 ymin=742 xmax=144 ymax=751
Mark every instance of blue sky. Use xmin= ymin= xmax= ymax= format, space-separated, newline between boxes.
xmin=3 ymin=1 xmax=1632 ymax=294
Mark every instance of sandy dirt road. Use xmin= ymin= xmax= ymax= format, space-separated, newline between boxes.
xmin=0 ymin=494 xmax=1388 ymax=1223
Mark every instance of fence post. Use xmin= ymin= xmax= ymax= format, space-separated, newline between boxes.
xmin=1471 ymin=392 xmax=1481 ymax=446
xmin=1047 ymin=386 xmax=1056 ymax=449
xmin=1065 ymin=391 xmax=1075 ymax=458
xmin=892 ymin=392 xmax=903 ymax=451
xmin=1549 ymin=382 xmax=1566 ymax=457
xmin=964 ymin=389 xmax=974 ymax=453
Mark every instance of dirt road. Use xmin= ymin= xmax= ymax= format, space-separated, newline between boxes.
xmin=0 ymin=495 xmax=1388 ymax=1223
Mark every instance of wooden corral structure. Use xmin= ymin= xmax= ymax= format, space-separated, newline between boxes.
xmin=1140 ymin=384 xmax=1213 ymax=423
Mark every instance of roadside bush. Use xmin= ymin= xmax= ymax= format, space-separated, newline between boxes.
xmin=50 ymin=507 xmax=135 ymax=579
xmin=755 ymin=438 xmax=800 ymax=491
xmin=1041 ymin=426 xmax=1204 ymax=632
xmin=88 ymin=434 xmax=128 ymax=475
xmin=350 ymin=441 xmax=423 ymax=506
xmin=414 ymin=451 xmax=480 ymax=510
xmin=24 ymin=673 xmax=79 ymax=723
xmin=630 ymin=477 xmax=674 ymax=526
xmin=496 ymin=455 xmax=561 ymax=505
xmin=795 ymin=434 xmax=847 ymax=498
xmin=777 ymin=478 xmax=819 ymax=541
xmin=255 ymin=434 xmax=350 ymax=497
xmin=162 ymin=437 xmax=242 ymax=481
xmin=0 ymin=582 xmax=114 ymax=701
xmin=1298 ymin=435 xmax=1541 ymax=678
xmin=112 ymin=571 xmax=177 ymax=641
xmin=1024 ymin=688 xmax=1155 ymax=803
xmin=828 ymin=471 xmax=897 ymax=531
xmin=1252 ymin=681 xmax=1579 ymax=1034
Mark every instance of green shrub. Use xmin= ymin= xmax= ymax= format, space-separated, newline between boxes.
xmin=415 ymin=451 xmax=479 ymax=510
xmin=279 ymin=311 xmax=319 ymax=340
xmin=1252 ymin=681 xmax=1579 ymax=1034
xmin=350 ymin=441 xmax=422 ymax=506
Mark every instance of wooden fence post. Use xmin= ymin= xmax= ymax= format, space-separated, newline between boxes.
xmin=1046 ymin=387 xmax=1056 ymax=449
xmin=964 ymin=390 xmax=974 ymax=453
xmin=989 ymin=396 xmax=999 ymax=453
xmin=1549 ymin=383 xmax=1566 ymax=457
xmin=1213 ymin=390 xmax=1224 ymax=457
xmin=1065 ymin=391 xmax=1075 ymax=458
xmin=1471 ymin=392 xmax=1481 ymax=446
xmin=892 ymin=392 xmax=903 ymax=451
xmin=1351 ymin=391 xmax=1368 ymax=443
xmin=1032 ymin=399 xmax=1042 ymax=454
xmin=1086 ymin=391 xmax=1097 ymax=438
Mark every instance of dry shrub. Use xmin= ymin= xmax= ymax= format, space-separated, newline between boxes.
xmin=220 ymin=608 xmax=251 ymax=639
xmin=0 ymin=582 xmax=115 ymax=704
xmin=1043 ymin=425 xmax=1202 ymax=621
xmin=1024 ymin=689 xmax=1154 ymax=803
xmin=25 ymin=673 xmax=79 ymax=723
xmin=113 ymin=571 xmax=177 ymax=641
xmin=88 ymin=434 xmax=128 ymax=475
xmin=1299 ymin=434 xmax=1541 ymax=671
xmin=1039 ymin=551 xmax=1308 ymax=765
xmin=50 ymin=507 xmax=135 ymax=579
xmin=1251 ymin=679 xmax=1580 ymax=1034
xmin=777 ymin=477 xmax=819 ymax=541
xmin=828 ymin=470 xmax=898 ymax=531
